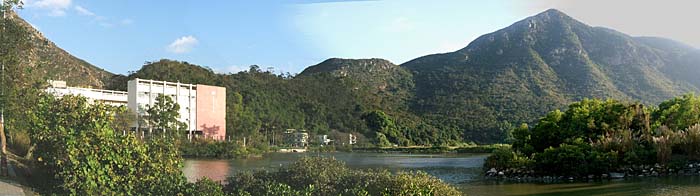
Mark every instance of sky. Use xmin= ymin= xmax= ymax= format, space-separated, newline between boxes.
xmin=12 ymin=0 xmax=700 ymax=75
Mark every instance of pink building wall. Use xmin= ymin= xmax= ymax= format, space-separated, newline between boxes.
xmin=196 ymin=84 xmax=226 ymax=140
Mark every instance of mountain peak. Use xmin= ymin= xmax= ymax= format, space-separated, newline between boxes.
xmin=539 ymin=8 xmax=567 ymax=16
xmin=299 ymin=58 xmax=396 ymax=76
xmin=526 ymin=8 xmax=580 ymax=26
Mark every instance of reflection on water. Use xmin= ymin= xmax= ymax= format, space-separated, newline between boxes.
xmin=183 ymin=152 xmax=700 ymax=195
xmin=464 ymin=176 xmax=700 ymax=196
xmin=183 ymin=152 xmax=488 ymax=183
xmin=182 ymin=159 xmax=231 ymax=183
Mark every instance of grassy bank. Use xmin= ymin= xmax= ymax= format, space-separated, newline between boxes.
xmin=341 ymin=144 xmax=509 ymax=154
xmin=180 ymin=139 xmax=270 ymax=159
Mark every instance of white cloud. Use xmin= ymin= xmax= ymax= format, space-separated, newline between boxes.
xmin=99 ymin=22 xmax=114 ymax=28
xmin=74 ymin=5 xmax=94 ymax=16
xmin=167 ymin=36 xmax=199 ymax=54
xmin=120 ymin=19 xmax=133 ymax=25
xmin=26 ymin=0 xmax=72 ymax=17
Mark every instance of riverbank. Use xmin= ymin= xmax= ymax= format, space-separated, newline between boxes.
xmin=0 ymin=152 xmax=38 ymax=195
xmin=347 ymin=144 xmax=509 ymax=154
xmin=181 ymin=139 xmax=509 ymax=159
xmin=485 ymin=162 xmax=700 ymax=182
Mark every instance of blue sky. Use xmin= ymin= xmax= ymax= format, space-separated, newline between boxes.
xmin=15 ymin=0 xmax=700 ymax=75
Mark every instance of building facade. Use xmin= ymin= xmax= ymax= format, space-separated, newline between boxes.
xmin=195 ymin=84 xmax=227 ymax=140
xmin=127 ymin=78 xmax=198 ymax=134
xmin=47 ymin=78 xmax=227 ymax=140
xmin=46 ymin=80 xmax=128 ymax=106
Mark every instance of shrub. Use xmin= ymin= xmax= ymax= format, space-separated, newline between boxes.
xmin=184 ymin=177 xmax=226 ymax=196
xmin=534 ymin=143 xmax=589 ymax=177
xmin=484 ymin=148 xmax=532 ymax=171
xmin=28 ymin=95 xmax=188 ymax=195
xmin=225 ymin=157 xmax=461 ymax=196
xmin=679 ymin=124 xmax=700 ymax=160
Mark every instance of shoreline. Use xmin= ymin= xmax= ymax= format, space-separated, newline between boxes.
xmin=484 ymin=162 xmax=700 ymax=182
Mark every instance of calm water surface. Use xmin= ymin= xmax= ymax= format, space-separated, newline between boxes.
xmin=183 ymin=152 xmax=700 ymax=195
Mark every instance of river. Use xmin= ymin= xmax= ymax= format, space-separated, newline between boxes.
xmin=182 ymin=152 xmax=700 ymax=195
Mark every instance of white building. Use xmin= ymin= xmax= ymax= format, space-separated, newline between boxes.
xmin=46 ymin=78 xmax=227 ymax=140
xmin=127 ymin=78 xmax=197 ymax=133
xmin=46 ymin=80 xmax=128 ymax=106
xmin=318 ymin=135 xmax=332 ymax=145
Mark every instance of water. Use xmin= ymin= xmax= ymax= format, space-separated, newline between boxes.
xmin=183 ymin=152 xmax=700 ymax=195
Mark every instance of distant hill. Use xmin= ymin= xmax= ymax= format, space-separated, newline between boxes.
xmin=106 ymin=59 xmax=222 ymax=91
xmin=8 ymin=9 xmax=700 ymax=144
xmin=0 ymin=11 xmax=114 ymax=88
xmin=299 ymin=58 xmax=414 ymax=113
xmin=401 ymin=9 xmax=700 ymax=142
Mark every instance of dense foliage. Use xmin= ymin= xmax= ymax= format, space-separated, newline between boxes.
xmin=180 ymin=139 xmax=267 ymax=159
xmin=224 ymin=157 xmax=462 ymax=196
xmin=111 ymin=59 xmax=461 ymax=147
xmin=27 ymin=95 xmax=189 ymax=195
xmin=487 ymin=94 xmax=700 ymax=177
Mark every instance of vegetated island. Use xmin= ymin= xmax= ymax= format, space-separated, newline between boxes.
xmin=484 ymin=94 xmax=700 ymax=181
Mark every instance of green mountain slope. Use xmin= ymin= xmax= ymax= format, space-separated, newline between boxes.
xmin=299 ymin=58 xmax=414 ymax=113
xmin=0 ymin=11 xmax=114 ymax=88
xmin=401 ymin=9 xmax=700 ymax=142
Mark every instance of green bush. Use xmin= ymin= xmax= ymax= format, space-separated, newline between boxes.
xmin=535 ymin=143 xmax=589 ymax=177
xmin=183 ymin=178 xmax=226 ymax=196
xmin=484 ymin=148 xmax=532 ymax=171
xmin=225 ymin=157 xmax=461 ymax=196
xmin=485 ymin=95 xmax=700 ymax=177
xmin=28 ymin=95 xmax=189 ymax=195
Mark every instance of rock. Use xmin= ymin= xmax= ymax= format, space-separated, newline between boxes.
xmin=602 ymin=174 xmax=609 ymax=178
xmin=652 ymin=171 xmax=658 ymax=176
xmin=498 ymin=171 xmax=504 ymax=176
xmin=488 ymin=168 xmax=497 ymax=174
xmin=609 ymin=172 xmax=625 ymax=179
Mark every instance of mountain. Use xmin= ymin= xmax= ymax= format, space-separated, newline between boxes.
xmin=299 ymin=58 xmax=414 ymax=113
xmin=8 ymin=8 xmax=700 ymax=144
xmin=401 ymin=9 xmax=700 ymax=142
xmin=0 ymin=11 xmax=113 ymax=88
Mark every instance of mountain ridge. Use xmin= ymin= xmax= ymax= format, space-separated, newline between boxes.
xmin=8 ymin=8 xmax=700 ymax=143
xmin=1 ymin=10 xmax=114 ymax=88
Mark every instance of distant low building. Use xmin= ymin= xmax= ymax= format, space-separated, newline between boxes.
xmin=349 ymin=134 xmax=357 ymax=145
xmin=284 ymin=129 xmax=309 ymax=147
xmin=318 ymin=134 xmax=332 ymax=145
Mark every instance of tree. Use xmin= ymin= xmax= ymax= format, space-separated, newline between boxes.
xmin=362 ymin=111 xmax=402 ymax=145
xmin=146 ymin=94 xmax=187 ymax=136
xmin=1 ymin=0 xmax=24 ymax=175
xmin=28 ymin=94 xmax=190 ymax=194
xmin=653 ymin=93 xmax=700 ymax=131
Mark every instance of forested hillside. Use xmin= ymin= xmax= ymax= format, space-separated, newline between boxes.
xmin=5 ymin=8 xmax=700 ymax=145
xmin=113 ymin=59 xmax=461 ymax=146
xmin=401 ymin=9 xmax=700 ymax=142
xmin=0 ymin=11 xmax=114 ymax=88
